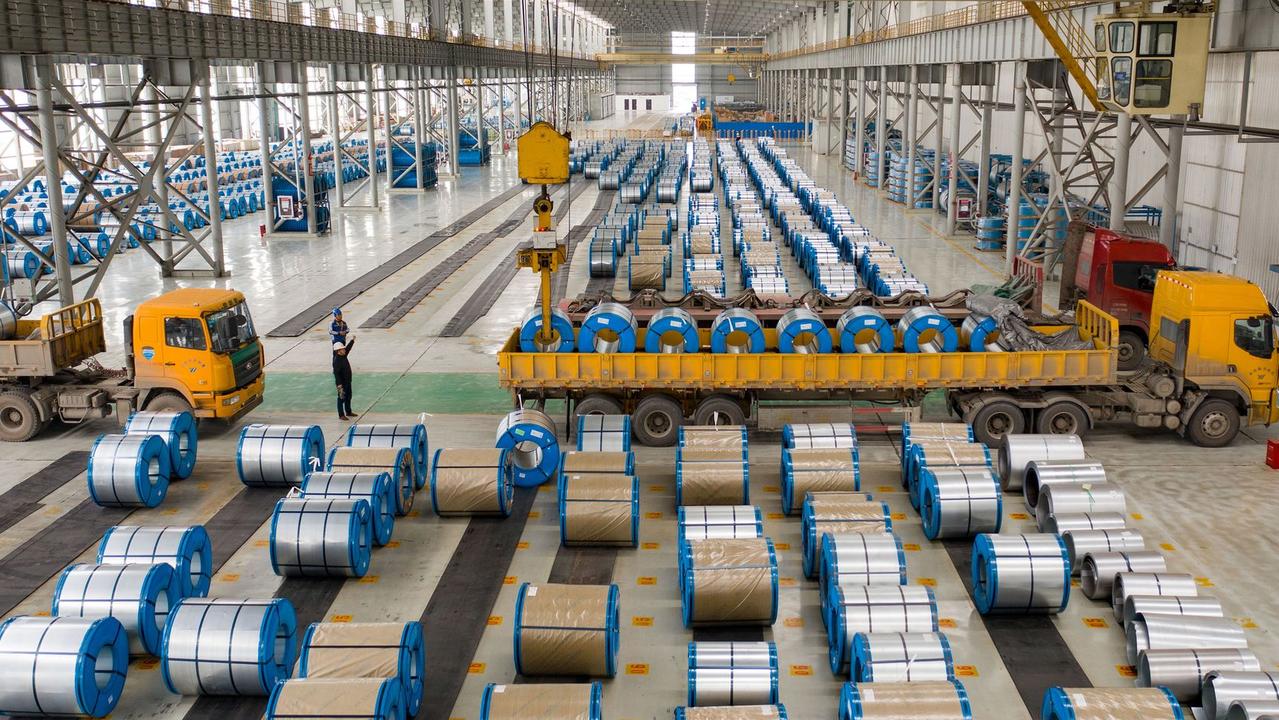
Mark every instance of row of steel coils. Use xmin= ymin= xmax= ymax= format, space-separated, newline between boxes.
xmin=517 ymin=302 xmax=1005 ymax=355
xmin=86 ymin=410 xmax=199 ymax=509
xmin=718 ymin=141 xmax=789 ymax=295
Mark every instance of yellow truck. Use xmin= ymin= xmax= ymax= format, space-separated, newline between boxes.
xmin=0 ymin=288 xmax=265 ymax=441
xmin=498 ymin=271 xmax=1278 ymax=448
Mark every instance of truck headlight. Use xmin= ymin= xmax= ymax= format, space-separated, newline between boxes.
xmin=223 ymin=395 xmax=241 ymax=406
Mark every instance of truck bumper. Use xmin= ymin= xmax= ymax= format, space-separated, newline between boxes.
xmin=200 ymin=375 xmax=265 ymax=421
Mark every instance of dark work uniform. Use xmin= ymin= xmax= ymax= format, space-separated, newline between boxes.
xmin=333 ymin=339 xmax=355 ymax=418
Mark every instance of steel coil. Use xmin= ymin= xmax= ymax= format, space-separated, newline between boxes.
xmin=88 ymin=433 xmax=171 ymax=508
xmin=0 ymin=299 xmax=18 ymax=340
xmin=1023 ymin=460 xmax=1107 ymax=511
xmin=1079 ymin=550 xmax=1166 ymax=600
xmin=645 ymin=307 xmax=700 ymax=353
xmin=161 ymin=597 xmax=297 ymax=696
xmin=777 ymin=307 xmax=832 ymax=354
xmin=676 ymin=706 xmax=788 ymax=720
xmin=299 ymin=621 xmax=425 ymax=716
xmin=676 ymin=447 xmax=750 ymax=507
xmin=687 ymin=641 xmax=779 ymax=707
xmin=780 ymin=448 xmax=859 ymax=515
xmin=0 ymin=616 xmax=128 ymax=717
xmin=919 ymin=467 xmax=1003 ymax=540
xmin=53 ymin=563 xmax=178 ymax=656
xmin=237 ymin=424 xmax=325 ymax=488
xmin=852 ymin=632 xmax=954 ymax=683
xmin=1112 ymin=573 xmax=1200 ymax=621
xmin=678 ymin=505 xmax=763 ymax=542
xmin=1041 ymin=512 xmax=1127 ymax=536
xmin=1062 ymin=528 xmax=1145 ymax=573
xmin=821 ymin=533 xmax=907 ymax=621
xmin=266 ymin=677 xmax=403 ymax=720
xmin=269 ymin=498 xmax=372 ymax=578
xmin=576 ymin=414 xmax=632 ymax=452
xmin=1040 ymin=687 xmax=1182 ymax=720
xmin=578 ymin=302 xmax=638 ymax=353
xmin=997 ymin=434 xmax=1086 ymax=492
xmin=681 ymin=425 xmax=748 ymax=449
xmin=801 ymin=495 xmax=889 ymax=579
xmin=1123 ymin=594 xmax=1223 ymax=625
xmin=589 ymin=238 xmax=616 ymax=277
xmin=514 ymin=582 xmax=620 ymax=677
xmin=1138 ymin=648 xmax=1260 ymax=703
xmin=828 ymin=586 xmax=939 ymax=674
xmin=494 ymin=408 xmax=560 ymax=488
xmin=301 ymin=471 xmax=396 ymax=546
xmin=960 ymin=314 xmax=1003 ymax=352
xmin=902 ymin=422 xmax=974 ymax=455
xmin=519 ymin=306 xmax=576 ymax=352
xmin=479 ymin=681 xmax=602 ymax=720
xmin=711 ymin=308 xmax=765 ymax=354
xmin=1226 ymin=700 xmax=1279 ymax=720
xmin=680 ymin=538 xmax=778 ymax=628
xmin=124 ymin=411 xmax=198 ymax=480
xmin=1127 ymin=613 xmax=1248 ymax=664
xmin=897 ymin=306 xmax=958 ymax=353
xmin=345 ymin=423 xmax=430 ymax=490
xmin=1036 ymin=483 xmax=1127 ymax=532
xmin=905 ymin=442 xmax=991 ymax=509
xmin=970 ymin=533 xmax=1069 ymax=615
xmin=1204 ymin=673 xmax=1279 ymax=720
xmin=838 ymin=680 xmax=971 ymax=720
xmin=326 ymin=447 xmax=415 ymax=515
xmin=782 ymin=423 xmax=857 ymax=449
xmin=559 ymin=472 xmax=639 ymax=547
xmin=836 ymin=307 xmax=894 ymax=353
xmin=430 ymin=448 xmax=514 ymax=517
xmin=96 ymin=525 xmax=212 ymax=600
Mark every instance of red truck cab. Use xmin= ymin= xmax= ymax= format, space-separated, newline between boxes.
xmin=1074 ymin=227 xmax=1176 ymax=370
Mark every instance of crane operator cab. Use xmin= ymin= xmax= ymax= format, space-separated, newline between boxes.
xmin=1093 ymin=2 xmax=1213 ymax=117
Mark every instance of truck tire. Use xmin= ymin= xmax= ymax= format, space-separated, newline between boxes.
xmin=145 ymin=391 xmax=195 ymax=415
xmin=693 ymin=395 xmax=746 ymax=427
xmin=970 ymin=399 xmax=1027 ymax=447
xmin=1117 ymin=330 xmax=1146 ymax=371
xmin=1035 ymin=401 xmax=1089 ymax=436
xmin=575 ymin=394 xmax=624 ymax=417
xmin=1186 ymin=398 xmax=1240 ymax=448
xmin=633 ymin=394 xmax=683 ymax=447
xmin=0 ymin=390 xmax=42 ymax=442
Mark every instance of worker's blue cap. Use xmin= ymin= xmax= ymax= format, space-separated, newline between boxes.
xmin=332 ymin=307 xmax=342 ymax=316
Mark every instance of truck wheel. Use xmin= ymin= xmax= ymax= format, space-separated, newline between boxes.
xmin=1035 ymin=402 xmax=1089 ymax=436
xmin=970 ymin=399 xmax=1027 ymax=446
xmin=145 ymin=391 xmax=195 ymax=415
xmin=1186 ymin=398 xmax=1239 ymax=448
xmin=633 ymin=395 xmax=683 ymax=447
xmin=1117 ymin=330 xmax=1146 ymax=371
xmin=575 ymin=394 xmax=624 ymax=417
xmin=0 ymin=391 xmax=42 ymax=442
xmin=693 ymin=395 xmax=746 ymax=427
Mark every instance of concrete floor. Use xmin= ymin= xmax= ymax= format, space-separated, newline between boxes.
xmin=2 ymin=110 xmax=1277 ymax=720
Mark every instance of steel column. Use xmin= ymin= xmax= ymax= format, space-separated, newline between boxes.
xmin=34 ymin=58 xmax=73 ymax=305
xmin=199 ymin=63 xmax=225 ymax=275
xmin=327 ymin=65 xmax=345 ymax=204
xmin=297 ymin=63 xmax=317 ymax=234
xmin=945 ymin=64 xmax=962 ymax=236
xmin=1110 ymin=111 xmax=1131 ymax=232
xmin=257 ymin=67 xmax=276 ymax=233
xmin=1006 ymin=62 xmax=1026 ymax=272
xmin=854 ymin=66 xmax=865 ymax=176
xmin=364 ymin=68 xmax=380 ymax=207
xmin=1160 ymin=117 xmax=1184 ymax=249
xmin=977 ymin=78 xmax=993 ymax=218
xmin=446 ymin=66 xmax=460 ymax=176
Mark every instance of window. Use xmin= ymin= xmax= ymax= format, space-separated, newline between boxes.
xmin=1112 ymin=261 xmax=1171 ymax=292
xmin=1234 ymin=316 xmax=1274 ymax=359
xmin=645 ymin=99 xmax=652 ymax=110
xmin=1138 ymin=21 xmax=1176 ymax=56
xmin=206 ymin=302 xmax=257 ymax=354
xmin=1110 ymin=21 xmax=1135 ymax=53
xmin=1094 ymin=23 xmax=1107 ymax=52
xmin=1111 ymin=57 xmax=1132 ymax=105
xmin=165 ymin=317 xmax=206 ymax=350
xmin=672 ymin=31 xmax=697 ymax=113
xmin=1133 ymin=59 xmax=1173 ymax=108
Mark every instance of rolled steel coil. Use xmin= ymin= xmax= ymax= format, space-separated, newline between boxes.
xmin=836 ymin=307 xmax=895 ymax=354
xmin=1040 ymin=687 xmax=1182 ymax=720
xmin=1226 ymin=701 xmax=1279 ymax=720
xmin=680 ymin=538 xmax=778 ymax=628
xmin=53 ymin=563 xmax=178 ymax=656
xmin=576 ymin=414 xmax=632 ymax=452
xmin=839 ymin=680 xmax=971 ymax=720
xmin=519 ymin=306 xmax=576 ymax=353
xmin=6 ymin=209 xmax=48 ymax=235
xmin=1079 ymin=550 xmax=1166 ymax=600
xmin=1204 ymin=673 xmax=1279 ymax=720
xmin=429 ymin=448 xmax=514 ymax=517
xmin=345 ymin=423 xmax=430 ymax=490
xmin=299 ymin=621 xmax=425 ymax=716
xmin=559 ymin=450 xmax=635 ymax=482
xmin=960 ymin=314 xmax=1002 ymax=352
xmin=0 ymin=616 xmax=128 ymax=717
xmin=124 ymin=411 xmax=198 ymax=480
xmin=1139 ymin=648 xmax=1260 ymax=703
xmin=676 ymin=706 xmax=788 ymax=720
xmin=88 ymin=433 xmax=171 ymax=508
xmin=514 ymin=582 xmax=620 ymax=677
xmin=1111 ymin=573 xmax=1200 ymax=621
xmin=161 ymin=597 xmax=298 ymax=696
xmin=711 ymin=308 xmax=766 ymax=354
xmin=897 ymin=307 xmax=958 ymax=353
xmin=559 ymin=472 xmax=639 ymax=547
xmin=237 ymin=424 xmax=325 ymax=488
xmin=5 ymin=248 xmax=45 ymax=280
xmin=301 ymin=471 xmax=396 ymax=546
xmin=479 ymin=681 xmax=602 ymax=720
xmin=1036 ymin=483 xmax=1127 ymax=532
xmin=589 ymin=238 xmax=616 ymax=277
xmin=1061 ymin=528 xmax=1144 ymax=574
xmin=801 ymin=496 xmax=890 ymax=579
xmin=326 ymin=447 xmax=415 ymax=516
xmin=852 ymin=632 xmax=954 ymax=683
xmin=645 ymin=307 xmax=700 ymax=353
xmin=687 ymin=641 xmax=779 ymax=707
xmin=828 ymin=585 xmax=940 ymax=675
xmin=676 ymin=447 xmax=750 ymax=507
xmin=681 ymin=425 xmax=748 ymax=449
xmin=777 ymin=307 xmax=832 ymax=354
xmin=1123 ymin=594 xmax=1224 ymax=626
xmin=495 ymin=408 xmax=560 ymax=488
xmin=919 ymin=466 xmax=1002 ymax=540
xmin=266 ymin=677 xmax=403 ymax=720
xmin=821 ymin=533 xmax=906 ymax=621
xmin=997 ymin=434 xmax=1086 ymax=492
xmin=780 ymin=448 xmax=860 ymax=515
xmin=1127 ymin=613 xmax=1248 ymax=664
xmin=901 ymin=422 xmax=974 ymax=455
xmin=1041 ymin=512 xmax=1127 ymax=536
xmin=970 ymin=533 xmax=1069 ymax=615
xmin=905 ymin=442 xmax=992 ymax=509
xmin=783 ymin=422 xmax=857 ymax=449
xmin=0 ymin=299 xmax=18 ymax=340
xmin=269 ymin=498 xmax=372 ymax=578
xmin=578 ymin=302 xmax=638 ymax=353
xmin=1023 ymin=460 xmax=1107 ymax=511
xmin=678 ymin=505 xmax=764 ymax=542
xmin=97 ymin=525 xmax=212 ymax=599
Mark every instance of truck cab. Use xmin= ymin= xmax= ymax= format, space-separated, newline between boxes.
xmin=1074 ymin=227 xmax=1176 ymax=370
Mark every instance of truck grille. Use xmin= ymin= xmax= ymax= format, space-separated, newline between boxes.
xmin=233 ymin=343 xmax=262 ymax=388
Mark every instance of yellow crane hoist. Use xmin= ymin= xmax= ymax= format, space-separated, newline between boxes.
xmin=515 ymin=121 xmax=571 ymax=348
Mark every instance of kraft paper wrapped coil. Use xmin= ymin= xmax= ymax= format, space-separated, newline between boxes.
xmin=997 ymin=433 xmax=1086 ymax=492
xmin=681 ymin=538 xmax=778 ymax=628
xmin=124 ymin=410 xmax=198 ymax=479
xmin=559 ymin=450 xmax=635 ymax=482
xmin=687 ymin=641 xmax=779 ymax=706
xmin=783 ymin=422 xmax=858 ymax=449
xmin=161 ymin=597 xmax=298 ymax=696
xmin=345 ymin=423 xmax=429 ymax=490
xmin=96 ymin=524 xmax=212 ymax=598
xmin=53 ymin=563 xmax=179 ymax=656
xmin=838 ymin=679 xmax=972 ymax=720
xmin=0 ymin=616 xmax=128 ymax=717
xmin=265 ymin=677 xmax=403 ymax=720
xmin=237 ymin=424 xmax=325 ymax=488
xmin=919 ymin=467 xmax=1002 ymax=540
xmin=905 ymin=442 xmax=992 ymax=510
xmin=901 ymin=421 xmax=973 ymax=455
xmin=514 ymin=583 xmax=620 ymax=678
xmin=676 ymin=706 xmax=788 ymax=720
xmin=801 ymin=495 xmax=890 ymax=579
xmin=970 ymin=533 xmax=1070 ymax=615
xmin=780 ymin=448 xmax=860 ymax=516
xmin=828 ymin=586 xmax=939 ymax=674
xmin=852 ymin=632 xmax=955 ymax=683
xmin=628 ymin=257 xmax=665 ymax=291
xmin=299 ymin=621 xmax=425 ymax=716
xmin=479 ymin=681 xmax=602 ymax=720
xmin=681 ymin=425 xmax=749 ymax=449
xmin=327 ymin=446 xmax=416 ymax=516
xmin=577 ymin=414 xmax=632 ymax=452
xmin=677 ymin=447 xmax=750 ymax=507
xmin=430 ymin=448 xmax=515 ymax=517
xmin=559 ymin=473 xmax=639 ymax=547
xmin=1040 ymin=686 xmax=1183 ymax=720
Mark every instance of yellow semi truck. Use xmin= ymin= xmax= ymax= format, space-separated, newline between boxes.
xmin=498 ymin=271 xmax=1278 ymax=448
xmin=0 ymin=288 xmax=265 ymax=441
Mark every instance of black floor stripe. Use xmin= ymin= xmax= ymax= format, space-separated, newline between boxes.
xmin=421 ymin=487 xmax=537 ymax=720
xmin=267 ymin=181 xmax=527 ymax=337
xmin=691 ymin=627 xmax=766 ymax=642
xmin=204 ymin=487 xmax=288 ymax=571
xmin=361 ymin=185 xmax=572 ymax=329
xmin=546 ymin=546 xmax=618 ymax=585
xmin=0 ymin=451 xmax=90 ymax=534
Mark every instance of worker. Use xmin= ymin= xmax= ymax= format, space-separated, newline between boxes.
xmin=333 ymin=336 xmax=355 ymax=421
xmin=330 ymin=307 xmax=349 ymax=345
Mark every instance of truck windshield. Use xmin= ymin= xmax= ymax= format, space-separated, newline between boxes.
xmin=206 ymin=302 xmax=257 ymax=354
xmin=1113 ymin=261 xmax=1173 ymax=292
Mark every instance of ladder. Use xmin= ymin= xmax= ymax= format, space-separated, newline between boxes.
xmin=1021 ymin=1 xmax=1103 ymax=110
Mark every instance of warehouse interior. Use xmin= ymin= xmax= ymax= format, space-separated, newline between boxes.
xmin=1 ymin=2 xmax=1278 ymax=720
